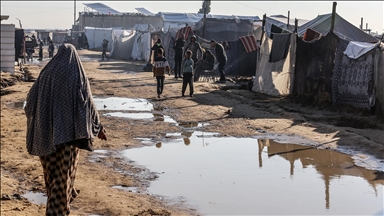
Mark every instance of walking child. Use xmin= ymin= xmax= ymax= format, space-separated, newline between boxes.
xmin=153 ymin=48 xmax=170 ymax=98
xmin=181 ymin=50 xmax=194 ymax=97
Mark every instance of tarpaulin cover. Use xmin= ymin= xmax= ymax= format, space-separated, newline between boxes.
xmin=252 ymin=32 xmax=296 ymax=96
xmin=131 ymin=24 xmax=155 ymax=62
xmin=332 ymin=37 xmax=375 ymax=109
xmin=110 ymin=31 xmax=136 ymax=60
xmin=343 ymin=41 xmax=377 ymax=59
xmin=298 ymin=13 xmax=378 ymax=43
xmin=293 ymin=32 xmax=338 ymax=97
xmin=84 ymin=27 xmax=114 ymax=51
xmin=193 ymin=18 xmax=254 ymax=42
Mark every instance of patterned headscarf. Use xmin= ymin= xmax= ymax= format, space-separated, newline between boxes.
xmin=25 ymin=43 xmax=102 ymax=156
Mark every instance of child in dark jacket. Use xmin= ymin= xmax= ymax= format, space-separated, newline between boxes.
xmin=182 ymin=50 xmax=194 ymax=97
xmin=153 ymin=48 xmax=170 ymax=98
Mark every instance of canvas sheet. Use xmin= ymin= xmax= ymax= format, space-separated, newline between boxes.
xmin=84 ymin=27 xmax=113 ymax=51
xmin=343 ymin=41 xmax=377 ymax=59
xmin=332 ymin=39 xmax=375 ymax=109
xmin=131 ymin=32 xmax=151 ymax=62
xmin=252 ymin=33 xmax=296 ymax=96
xmin=111 ymin=31 xmax=136 ymax=60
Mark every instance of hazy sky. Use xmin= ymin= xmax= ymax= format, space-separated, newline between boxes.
xmin=1 ymin=1 xmax=383 ymax=34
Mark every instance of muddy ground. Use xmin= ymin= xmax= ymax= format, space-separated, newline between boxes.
xmin=1 ymin=49 xmax=384 ymax=216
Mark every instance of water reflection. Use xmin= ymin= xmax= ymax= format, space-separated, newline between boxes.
xmin=259 ymin=139 xmax=384 ymax=210
xmin=122 ymin=134 xmax=384 ymax=215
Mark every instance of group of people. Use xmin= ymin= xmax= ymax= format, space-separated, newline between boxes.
xmin=152 ymin=34 xmax=227 ymax=98
xmin=38 ymin=39 xmax=55 ymax=60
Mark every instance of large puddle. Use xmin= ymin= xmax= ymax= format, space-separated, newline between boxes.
xmin=121 ymin=132 xmax=384 ymax=215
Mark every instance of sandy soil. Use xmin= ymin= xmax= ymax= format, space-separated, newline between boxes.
xmin=1 ymin=49 xmax=383 ymax=216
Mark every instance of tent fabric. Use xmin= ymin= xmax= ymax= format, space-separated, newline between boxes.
xmin=298 ymin=13 xmax=378 ymax=43
xmin=252 ymin=32 xmax=296 ymax=96
xmin=239 ymin=35 xmax=258 ymax=53
xmin=332 ymin=43 xmax=375 ymax=109
xmin=293 ymin=32 xmax=338 ymax=97
xmin=269 ymin=33 xmax=291 ymax=62
xmin=303 ymin=28 xmax=322 ymax=42
xmin=84 ymin=27 xmax=114 ymax=51
xmin=175 ymin=26 xmax=193 ymax=41
xmin=110 ymin=31 xmax=136 ymax=60
xmin=131 ymin=24 xmax=155 ymax=62
xmin=343 ymin=41 xmax=378 ymax=59
xmin=193 ymin=18 xmax=255 ymax=42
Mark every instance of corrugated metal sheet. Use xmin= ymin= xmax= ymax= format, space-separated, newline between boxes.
xmin=1 ymin=24 xmax=15 ymax=74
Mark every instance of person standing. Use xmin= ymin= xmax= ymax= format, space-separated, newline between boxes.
xmin=173 ymin=34 xmax=186 ymax=79
xmin=151 ymin=38 xmax=165 ymax=61
xmin=25 ymin=44 xmax=107 ymax=216
xmin=181 ymin=50 xmax=194 ymax=97
xmin=48 ymin=41 xmax=54 ymax=58
xmin=210 ymin=40 xmax=227 ymax=83
xmin=101 ymin=39 xmax=109 ymax=61
xmin=47 ymin=35 xmax=51 ymax=45
xmin=185 ymin=35 xmax=203 ymax=67
xmin=38 ymin=40 xmax=44 ymax=60
xmin=194 ymin=50 xmax=216 ymax=82
xmin=153 ymin=48 xmax=171 ymax=98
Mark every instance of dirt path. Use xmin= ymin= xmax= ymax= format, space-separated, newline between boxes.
xmin=1 ymin=49 xmax=383 ymax=216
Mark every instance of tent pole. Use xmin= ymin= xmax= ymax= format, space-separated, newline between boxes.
xmin=330 ymin=2 xmax=337 ymax=32
xmin=287 ymin=11 xmax=290 ymax=29
xmin=260 ymin=13 xmax=266 ymax=44
xmin=202 ymin=0 xmax=207 ymax=38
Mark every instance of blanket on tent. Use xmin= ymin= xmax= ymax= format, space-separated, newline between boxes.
xmin=175 ymin=26 xmax=193 ymax=41
xmin=252 ymin=32 xmax=296 ymax=96
xmin=332 ymin=38 xmax=375 ymax=109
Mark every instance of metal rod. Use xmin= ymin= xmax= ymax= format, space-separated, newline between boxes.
xmin=202 ymin=0 xmax=207 ymax=38
xmin=330 ymin=2 xmax=337 ymax=32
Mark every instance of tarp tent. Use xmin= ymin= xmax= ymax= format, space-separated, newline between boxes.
xmin=252 ymin=32 xmax=296 ymax=96
xmin=294 ymin=13 xmax=380 ymax=108
xmin=298 ymin=13 xmax=378 ymax=43
xmin=193 ymin=18 xmax=255 ymax=42
xmin=131 ymin=24 xmax=156 ymax=62
xmin=84 ymin=27 xmax=116 ymax=51
xmin=110 ymin=29 xmax=136 ymax=60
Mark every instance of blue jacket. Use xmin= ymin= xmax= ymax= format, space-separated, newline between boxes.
xmin=182 ymin=58 xmax=194 ymax=73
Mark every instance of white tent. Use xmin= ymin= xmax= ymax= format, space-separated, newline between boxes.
xmin=110 ymin=30 xmax=136 ymax=60
xmin=131 ymin=24 xmax=155 ymax=62
xmin=84 ymin=27 xmax=124 ymax=51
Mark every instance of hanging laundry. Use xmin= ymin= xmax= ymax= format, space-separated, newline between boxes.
xmin=269 ymin=33 xmax=291 ymax=62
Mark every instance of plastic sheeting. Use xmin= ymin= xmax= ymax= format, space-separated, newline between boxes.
xmin=131 ymin=24 xmax=155 ymax=62
xmin=343 ymin=41 xmax=378 ymax=59
xmin=373 ymin=45 xmax=384 ymax=116
xmin=252 ymin=33 xmax=296 ymax=96
xmin=110 ymin=31 xmax=136 ymax=60
xmin=298 ymin=13 xmax=378 ymax=43
xmin=84 ymin=27 xmax=115 ymax=51
xmin=193 ymin=18 xmax=255 ymax=42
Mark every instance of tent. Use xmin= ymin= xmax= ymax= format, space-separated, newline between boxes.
xmin=298 ymin=13 xmax=378 ymax=43
xmin=252 ymin=32 xmax=296 ymax=96
xmin=294 ymin=13 xmax=379 ymax=107
xmin=84 ymin=26 xmax=116 ymax=51
xmin=110 ymin=29 xmax=136 ymax=60
xmin=131 ymin=24 xmax=156 ymax=62
xmin=193 ymin=18 xmax=255 ymax=42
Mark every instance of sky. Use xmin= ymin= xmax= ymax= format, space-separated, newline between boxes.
xmin=1 ymin=1 xmax=383 ymax=34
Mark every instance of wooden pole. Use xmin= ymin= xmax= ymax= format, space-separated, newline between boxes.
xmin=260 ymin=13 xmax=267 ymax=43
xmin=202 ymin=0 xmax=207 ymax=38
xmin=330 ymin=2 xmax=337 ymax=32
xmin=360 ymin=17 xmax=363 ymax=29
xmin=287 ymin=11 xmax=290 ymax=29
xmin=294 ymin=18 xmax=298 ymax=33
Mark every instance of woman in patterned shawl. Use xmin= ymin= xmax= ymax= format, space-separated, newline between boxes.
xmin=25 ymin=43 xmax=107 ymax=215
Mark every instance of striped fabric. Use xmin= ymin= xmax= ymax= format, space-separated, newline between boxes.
xmin=175 ymin=26 xmax=193 ymax=40
xmin=25 ymin=43 xmax=102 ymax=156
xmin=239 ymin=35 xmax=258 ymax=53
